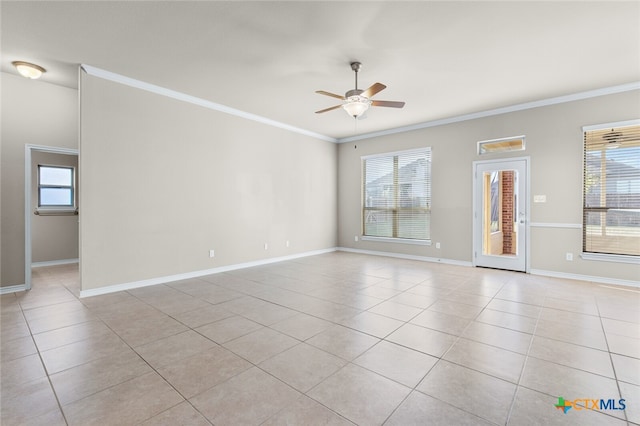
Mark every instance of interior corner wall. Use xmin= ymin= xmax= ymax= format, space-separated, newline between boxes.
xmin=79 ymin=72 xmax=337 ymax=292
xmin=338 ymin=90 xmax=640 ymax=284
xmin=0 ymin=72 xmax=78 ymax=288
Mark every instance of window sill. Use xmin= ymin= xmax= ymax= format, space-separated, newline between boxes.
xmin=580 ymin=252 xmax=639 ymax=265
xmin=361 ymin=236 xmax=432 ymax=246
xmin=35 ymin=208 xmax=78 ymax=216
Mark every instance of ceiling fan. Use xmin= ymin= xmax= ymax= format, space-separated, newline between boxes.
xmin=601 ymin=127 xmax=639 ymax=149
xmin=315 ymin=62 xmax=405 ymax=119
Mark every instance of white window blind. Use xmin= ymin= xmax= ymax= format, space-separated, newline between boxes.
xmin=583 ymin=123 xmax=640 ymax=257
xmin=363 ymin=148 xmax=431 ymax=241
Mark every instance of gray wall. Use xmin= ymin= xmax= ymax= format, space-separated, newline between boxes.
xmin=1 ymin=72 xmax=78 ymax=288
xmin=338 ymin=90 xmax=640 ymax=283
xmin=31 ymin=151 xmax=79 ymax=264
xmin=79 ymin=72 xmax=338 ymax=291
xmin=3 ymin=68 xmax=637 ymax=290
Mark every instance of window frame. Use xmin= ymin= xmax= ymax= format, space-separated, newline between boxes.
xmin=37 ymin=164 xmax=76 ymax=210
xmin=361 ymin=147 xmax=432 ymax=245
xmin=477 ymin=135 xmax=525 ymax=155
xmin=581 ymin=119 xmax=640 ymax=263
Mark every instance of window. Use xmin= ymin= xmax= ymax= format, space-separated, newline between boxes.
xmin=478 ymin=136 xmax=525 ymax=155
xmin=38 ymin=165 xmax=75 ymax=208
xmin=583 ymin=122 xmax=640 ymax=257
xmin=362 ymin=148 xmax=431 ymax=242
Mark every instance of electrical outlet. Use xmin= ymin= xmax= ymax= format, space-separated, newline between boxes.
xmin=264 ymin=243 xmax=268 ymax=250
xmin=566 ymin=252 xmax=573 ymax=261
xmin=209 ymin=249 xmax=215 ymax=258
xmin=435 ymin=242 xmax=441 ymax=249
xmin=354 ymin=236 xmax=359 ymax=242
xmin=286 ymin=240 xmax=290 ymax=248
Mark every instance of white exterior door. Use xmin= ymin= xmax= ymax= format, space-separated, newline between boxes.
xmin=473 ymin=158 xmax=528 ymax=272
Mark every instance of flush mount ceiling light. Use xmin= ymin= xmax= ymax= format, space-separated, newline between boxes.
xmin=12 ymin=61 xmax=46 ymax=79
xmin=315 ymin=62 xmax=405 ymax=119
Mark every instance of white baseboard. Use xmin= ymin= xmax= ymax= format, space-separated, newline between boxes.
xmin=79 ymin=248 xmax=337 ymax=298
xmin=529 ymin=269 xmax=640 ymax=289
xmin=32 ymin=258 xmax=79 ymax=268
xmin=337 ymin=247 xmax=639 ymax=289
xmin=0 ymin=284 xmax=27 ymax=294
xmin=337 ymin=247 xmax=473 ymax=267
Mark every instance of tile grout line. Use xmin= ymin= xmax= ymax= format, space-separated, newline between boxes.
xmin=595 ymin=295 xmax=630 ymax=424
xmin=19 ymin=300 xmax=71 ymax=426
xmin=504 ymin=278 xmax=545 ymax=426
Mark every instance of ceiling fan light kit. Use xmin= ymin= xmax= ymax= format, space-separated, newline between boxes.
xmin=342 ymin=96 xmax=371 ymax=118
xmin=315 ymin=61 xmax=405 ymax=119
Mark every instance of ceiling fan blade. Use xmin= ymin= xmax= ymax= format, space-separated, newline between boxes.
xmin=361 ymin=82 xmax=386 ymax=98
xmin=371 ymin=100 xmax=405 ymax=108
xmin=315 ymin=104 xmax=343 ymax=114
xmin=315 ymin=90 xmax=345 ymax=100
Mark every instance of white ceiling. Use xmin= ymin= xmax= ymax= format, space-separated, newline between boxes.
xmin=2 ymin=1 xmax=639 ymax=140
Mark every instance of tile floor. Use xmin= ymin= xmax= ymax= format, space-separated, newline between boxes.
xmin=1 ymin=252 xmax=639 ymax=425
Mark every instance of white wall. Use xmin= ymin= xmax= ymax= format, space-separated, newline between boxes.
xmin=338 ymin=90 xmax=640 ymax=284
xmin=79 ymin=72 xmax=337 ymax=291
xmin=0 ymin=72 xmax=78 ymax=288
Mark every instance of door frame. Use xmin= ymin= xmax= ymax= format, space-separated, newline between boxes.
xmin=472 ymin=156 xmax=531 ymax=273
xmin=24 ymin=144 xmax=79 ymax=290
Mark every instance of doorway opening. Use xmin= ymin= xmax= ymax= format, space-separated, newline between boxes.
xmin=24 ymin=145 xmax=79 ymax=291
xmin=473 ymin=157 xmax=529 ymax=272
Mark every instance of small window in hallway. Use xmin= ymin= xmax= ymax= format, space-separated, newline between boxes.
xmin=38 ymin=165 xmax=75 ymax=208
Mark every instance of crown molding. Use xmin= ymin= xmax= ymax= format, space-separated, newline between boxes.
xmin=337 ymin=81 xmax=640 ymax=143
xmin=80 ymin=64 xmax=337 ymax=143
xmin=79 ymin=65 xmax=639 ymax=145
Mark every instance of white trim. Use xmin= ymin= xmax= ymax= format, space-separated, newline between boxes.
xmin=79 ymin=64 xmax=639 ymax=146
xmin=25 ymin=145 xmax=79 ymax=291
xmin=80 ymin=64 xmax=337 ymax=143
xmin=580 ymin=252 xmax=639 ymax=265
xmin=361 ymin=236 xmax=431 ymax=246
xmin=477 ymin=135 xmax=526 ymax=155
xmin=361 ymin=146 xmax=430 ymax=161
xmin=25 ymin=144 xmax=78 ymax=156
xmin=337 ymin=247 xmax=473 ymax=267
xmin=598 ymin=285 xmax=640 ymax=293
xmin=582 ymin=119 xmax=640 ymax=132
xmin=530 ymin=269 xmax=640 ymax=289
xmin=338 ymin=82 xmax=640 ymax=143
xmin=529 ymin=222 xmax=582 ymax=229
xmin=79 ymin=248 xmax=336 ymax=298
xmin=0 ymin=284 xmax=27 ymax=295
xmin=472 ymin=157 xmax=530 ymax=273
xmin=32 ymin=258 xmax=79 ymax=268
xmin=339 ymin=248 xmax=639 ymax=288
